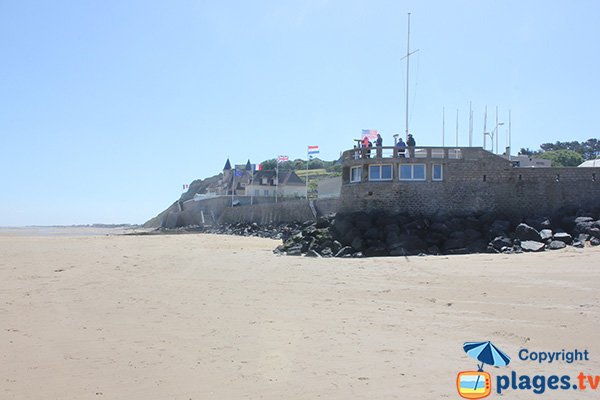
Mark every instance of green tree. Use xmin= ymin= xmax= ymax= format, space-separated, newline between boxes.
xmin=308 ymin=158 xmax=324 ymax=169
xmin=260 ymin=159 xmax=277 ymax=170
xmin=538 ymin=150 xmax=584 ymax=167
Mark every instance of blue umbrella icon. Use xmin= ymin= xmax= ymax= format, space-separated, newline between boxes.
xmin=463 ymin=341 xmax=511 ymax=394
xmin=463 ymin=341 xmax=511 ymax=371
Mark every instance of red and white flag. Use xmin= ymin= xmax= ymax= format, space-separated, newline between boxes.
xmin=277 ymin=155 xmax=289 ymax=163
xmin=361 ymin=129 xmax=378 ymax=140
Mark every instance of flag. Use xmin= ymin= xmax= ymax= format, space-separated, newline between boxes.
xmin=361 ymin=129 xmax=378 ymax=140
xmin=277 ymin=155 xmax=289 ymax=163
xmin=234 ymin=169 xmax=243 ymax=177
xmin=308 ymin=145 xmax=320 ymax=155
xmin=255 ymin=163 xmax=262 ymax=171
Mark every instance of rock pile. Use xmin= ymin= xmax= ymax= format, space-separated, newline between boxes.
xmin=158 ymin=221 xmax=302 ymax=240
xmin=274 ymin=210 xmax=600 ymax=257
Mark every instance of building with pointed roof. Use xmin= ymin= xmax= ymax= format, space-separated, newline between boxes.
xmin=205 ymin=158 xmax=306 ymax=198
xmin=245 ymin=170 xmax=306 ymax=198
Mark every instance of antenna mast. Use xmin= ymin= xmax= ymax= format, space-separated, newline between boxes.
xmin=403 ymin=13 xmax=419 ymax=140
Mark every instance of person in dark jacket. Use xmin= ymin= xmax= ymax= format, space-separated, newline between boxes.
xmin=407 ymin=133 xmax=416 ymax=157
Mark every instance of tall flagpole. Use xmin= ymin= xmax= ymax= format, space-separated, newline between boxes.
xmin=250 ymin=165 xmax=254 ymax=205
xmin=306 ymin=147 xmax=309 ymax=199
xmin=275 ymin=158 xmax=279 ymax=204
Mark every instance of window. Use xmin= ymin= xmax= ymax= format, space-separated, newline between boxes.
xmin=261 ymin=177 xmax=268 ymax=185
xmin=254 ymin=189 xmax=259 ymax=196
xmin=350 ymin=166 xmax=362 ymax=183
xmin=399 ymin=164 xmax=426 ymax=181
xmin=369 ymin=164 xmax=392 ymax=181
xmin=432 ymin=164 xmax=443 ymax=181
xmin=263 ymin=190 xmax=269 ymax=196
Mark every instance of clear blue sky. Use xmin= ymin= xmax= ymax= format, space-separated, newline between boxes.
xmin=1 ymin=0 xmax=599 ymax=226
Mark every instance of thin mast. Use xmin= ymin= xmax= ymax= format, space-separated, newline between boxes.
xmin=405 ymin=12 xmax=411 ymax=140
xmin=469 ymin=101 xmax=473 ymax=147
xmin=483 ymin=105 xmax=488 ymax=150
xmin=403 ymin=13 xmax=419 ymax=140
xmin=442 ymin=107 xmax=445 ymax=147
xmin=495 ymin=105 xmax=499 ymax=154
xmin=455 ymin=109 xmax=459 ymax=147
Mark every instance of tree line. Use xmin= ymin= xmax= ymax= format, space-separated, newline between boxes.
xmin=259 ymin=158 xmax=342 ymax=173
xmin=519 ymin=138 xmax=599 ymax=166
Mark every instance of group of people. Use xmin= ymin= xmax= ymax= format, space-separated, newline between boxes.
xmin=395 ymin=133 xmax=416 ymax=157
xmin=356 ymin=133 xmax=416 ymax=158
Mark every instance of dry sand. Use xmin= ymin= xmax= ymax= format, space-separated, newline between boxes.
xmin=1 ymin=229 xmax=599 ymax=399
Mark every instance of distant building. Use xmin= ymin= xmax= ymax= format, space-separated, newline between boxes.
xmin=245 ymin=170 xmax=306 ymax=198
xmin=510 ymin=155 xmax=551 ymax=168
xmin=206 ymin=158 xmax=306 ymax=198
xmin=578 ymin=159 xmax=600 ymax=167
xmin=206 ymin=158 xmax=254 ymax=196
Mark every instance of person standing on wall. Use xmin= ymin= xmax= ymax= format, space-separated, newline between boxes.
xmin=407 ymin=133 xmax=416 ymax=157
xmin=396 ymin=137 xmax=406 ymax=158
xmin=375 ymin=133 xmax=383 ymax=157
xmin=361 ymin=136 xmax=370 ymax=158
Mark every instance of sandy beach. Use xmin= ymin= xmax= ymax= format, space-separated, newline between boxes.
xmin=1 ymin=229 xmax=599 ymax=399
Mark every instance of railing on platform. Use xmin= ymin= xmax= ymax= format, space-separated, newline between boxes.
xmin=342 ymin=146 xmax=466 ymax=162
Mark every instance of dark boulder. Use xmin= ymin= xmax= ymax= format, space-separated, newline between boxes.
xmin=304 ymin=249 xmax=321 ymax=257
xmin=354 ymin=213 xmax=373 ymax=231
xmin=491 ymin=236 xmax=512 ymax=251
xmin=515 ymin=223 xmax=542 ymax=242
xmin=539 ymin=229 xmax=553 ymax=241
xmin=364 ymin=227 xmax=382 ymax=240
xmin=547 ymin=240 xmax=566 ymax=250
xmin=351 ymin=237 xmax=365 ymax=251
xmin=443 ymin=237 xmax=466 ymax=251
xmin=331 ymin=240 xmax=343 ymax=254
xmin=520 ymin=240 xmax=545 ymax=252
xmin=287 ymin=244 xmax=303 ymax=256
xmin=334 ymin=246 xmax=354 ymax=257
xmin=464 ymin=228 xmax=482 ymax=241
xmin=490 ymin=220 xmax=511 ymax=237
xmin=525 ymin=216 xmax=552 ymax=231
xmin=466 ymin=239 xmax=489 ymax=253
xmin=364 ymin=246 xmax=388 ymax=257
xmin=552 ymin=232 xmax=573 ymax=245
xmin=589 ymin=228 xmax=600 ymax=239
xmin=389 ymin=247 xmax=407 ymax=256
xmin=319 ymin=248 xmax=334 ymax=257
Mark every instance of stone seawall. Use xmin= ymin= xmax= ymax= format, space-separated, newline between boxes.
xmin=161 ymin=197 xmax=339 ymax=228
xmin=340 ymin=165 xmax=600 ymax=220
